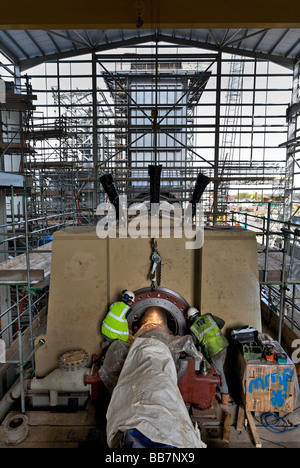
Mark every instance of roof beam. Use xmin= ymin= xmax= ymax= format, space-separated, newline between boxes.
xmin=2 ymin=30 xmax=29 ymax=60
xmin=19 ymin=33 xmax=159 ymax=71
xmin=0 ymin=38 xmax=19 ymax=65
xmin=253 ymin=29 xmax=269 ymax=50
xmin=24 ymin=30 xmax=46 ymax=56
xmin=19 ymin=47 xmax=92 ymax=72
xmin=45 ymin=31 xmax=61 ymax=54
xmin=268 ymin=28 xmax=290 ymax=54
xmin=72 ymin=30 xmax=93 ymax=49
xmin=48 ymin=30 xmax=86 ymax=48
xmin=19 ymin=31 xmax=296 ymax=72
xmin=221 ymin=29 xmax=242 ymax=48
xmin=157 ymin=33 xmax=295 ymax=69
xmin=285 ymin=37 xmax=300 ymax=57
xmin=224 ymin=29 xmax=269 ymax=47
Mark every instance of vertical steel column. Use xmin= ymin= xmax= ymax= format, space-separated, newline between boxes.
xmin=213 ymin=52 xmax=222 ymax=225
xmin=0 ymin=188 xmax=12 ymax=346
xmin=14 ymin=64 xmax=21 ymax=93
xmin=153 ymin=33 xmax=159 ymax=166
xmin=250 ymin=58 xmax=257 ymax=166
xmin=15 ymin=285 xmax=25 ymax=414
xmin=57 ymin=60 xmax=62 ymax=161
xmin=23 ymin=181 xmax=34 ymax=366
xmin=278 ymin=228 xmax=291 ymax=345
xmin=10 ymin=185 xmax=17 ymax=256
xmin=92 ymin=53 xmax=99 ymax=215
xmin=41 ymin=178 xmax=45 ymax=237
xmin=284 ymin=61 xmax=299 ymax=221
xmin=263 ymin=201 xmax=271 ymax=283
xmin=291 ymin=284 xmax=295 ymax=331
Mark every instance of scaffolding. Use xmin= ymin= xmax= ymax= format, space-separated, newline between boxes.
xmin=218 ymin=57 xmax=245 ymax=213
xmin=0 ymin=77 xmax=79 ymax=413
xmin=19 ymin=47 xmax=291 ymax=222
xmin=101 ymin=55 xmax=212 ymax=205
xmin=0 ymin=43 xmax=297 ymax=417
xmin=50 ymin=86 xmax=114 ymax=216
xmin=230 ymin=204 xmax=300 ymax=345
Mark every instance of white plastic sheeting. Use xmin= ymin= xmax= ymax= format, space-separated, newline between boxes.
xmin=106 ymin=336 xmax=204 ymax=448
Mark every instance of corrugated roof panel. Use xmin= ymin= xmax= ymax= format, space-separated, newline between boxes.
xmin=0 ymin=29 xmax=298 ymax=70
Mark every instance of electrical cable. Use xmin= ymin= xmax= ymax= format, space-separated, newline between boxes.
xmin=254 ymin=412 xmax=300 ymax=434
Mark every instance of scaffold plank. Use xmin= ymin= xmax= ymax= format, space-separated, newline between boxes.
xmin=0 ymin=243 xmax=52 ymax=285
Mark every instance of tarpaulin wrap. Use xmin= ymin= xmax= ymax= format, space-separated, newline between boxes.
xmin=99 ymin=340 xmax=130 ymax=394
xmin=99 ymin=330 xmax=203 ymax=394
xmin=106 ymin=336 xmax=204 ymax=448
xmin=99 ymin=335 xmax=202 ymax=395
xmin=168 ymin=334 xmax=203 ymax=361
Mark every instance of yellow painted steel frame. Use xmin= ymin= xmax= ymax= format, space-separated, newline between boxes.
xmin=0 ymin=0 xmax=300 ymax=29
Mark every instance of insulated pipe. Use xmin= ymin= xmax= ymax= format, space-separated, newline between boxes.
xmin=148 ymin=164 xmax=162 ymax=204
xmin=29 ymin=367 xmax=91 ymax=407
xmin=99 ymin=173 xmax=121 ymax=220
xmin=0 ymin=366 xmax=92 ymax=419
xmin=106 ymin=313 xmax=204 ymax=448
xmin=190 ymin=173 xmax=210 ymax=218
xmin=0 ymin=376 xmax=30 ymax=423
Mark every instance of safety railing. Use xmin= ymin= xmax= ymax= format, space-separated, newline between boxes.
xmin=0 ymin=182 xmax=78 ymax=414
xmin=228 ymin=203 xmax=300 ymax=344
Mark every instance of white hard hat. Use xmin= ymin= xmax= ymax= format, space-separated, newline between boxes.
xmin=122 ymin=290 xmax=135 ymax=303
xmin=187 ymin=307 xmax=199 ymax=319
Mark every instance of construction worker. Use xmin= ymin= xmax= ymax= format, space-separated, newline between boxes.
xmin=101 ymin=290 xmax=135 ymax=350
xmin=186 ymin=307 xmax=230 ymax=406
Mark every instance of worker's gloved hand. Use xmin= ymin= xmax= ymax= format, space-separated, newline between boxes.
xmin=194 ymin=350 xmax=204 ymax=361
xmin=168 ymin=335 xmax=204 ymax=362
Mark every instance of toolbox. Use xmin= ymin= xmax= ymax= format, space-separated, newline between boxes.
xmin=231 ymin=326 xmax=258 ymax=344
xmin=242 ymin=343 xmax=262 ymax=360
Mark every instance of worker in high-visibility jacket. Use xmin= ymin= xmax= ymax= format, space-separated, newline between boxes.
xmin=187 ymin=307 xmax=230 ymax=407
xmin=101 ymin=290 xmax=135 ymax=349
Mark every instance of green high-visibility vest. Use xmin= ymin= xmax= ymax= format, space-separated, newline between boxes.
xmin=190 ymin=313 xmax=228 ymax=359
xmin=101 ymin=301 xmax=130 ymax=342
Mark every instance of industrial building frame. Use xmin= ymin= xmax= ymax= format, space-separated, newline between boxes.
xmin=20 ymin=44 xmax=295 ymax=217
xmin=0 ymin=32 xmax=300 ymax=415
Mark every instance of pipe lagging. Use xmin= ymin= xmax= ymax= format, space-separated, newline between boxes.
xmin=0 ymin=340 xmax=46 ymax=422
xmin=0 ymin=373 xmax=30 ymax=423
xmin=0 ymin=366 xmax=92 ymax=420
xmin=30 ymin=367 xmax=91 ymax=393
xmin=30 ymin=367 xmax=92 ymax=407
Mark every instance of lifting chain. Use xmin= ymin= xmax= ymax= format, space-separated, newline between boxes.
xmin=149 ymin=239 xmax=161 ymax=290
